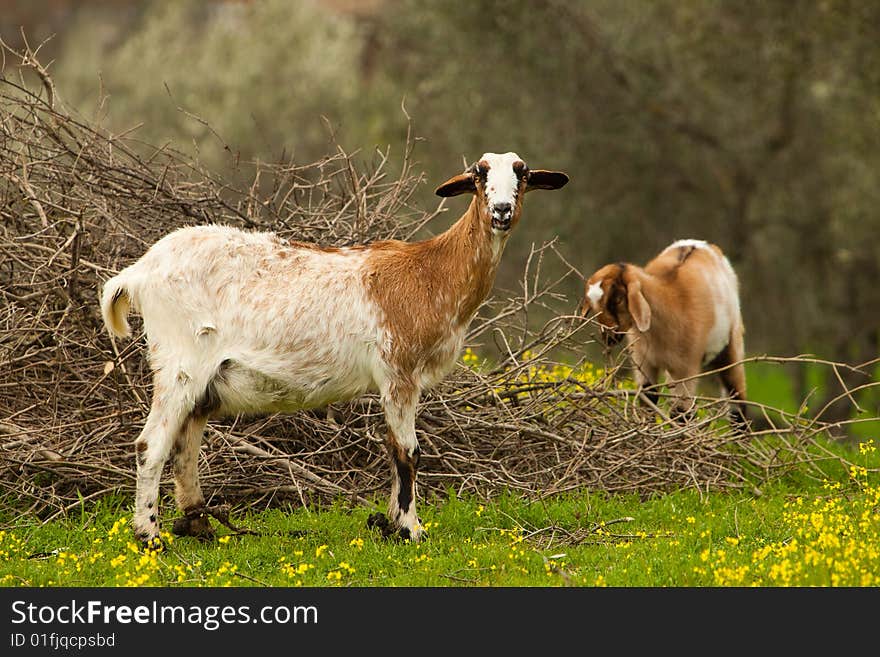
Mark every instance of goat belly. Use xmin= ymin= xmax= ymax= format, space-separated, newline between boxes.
xmin=205 ymin=357 xmax=375 ymax=416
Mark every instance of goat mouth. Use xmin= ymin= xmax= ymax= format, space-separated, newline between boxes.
xmin=601 ymin=327 xmax=624 ymax=346
xmin=491 ymin=216 xmax=512 ymax=231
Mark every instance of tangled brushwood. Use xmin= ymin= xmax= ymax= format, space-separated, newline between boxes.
xmin=0 ymin=46 xmax=867 ymax=520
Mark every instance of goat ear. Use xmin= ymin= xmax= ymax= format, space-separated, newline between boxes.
xmin=626 ymin=280 xmax=651 ymax=332
xmin=526 ymin=170 xmax=569 ymax=192
xmin=435 ymin=173 xmax=476 ymax=197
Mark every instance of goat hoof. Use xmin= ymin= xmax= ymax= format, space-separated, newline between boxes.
xmin=732 ymin=422 xmax=752 ymax=437
xmin=367 ymin=512 xmax=393 ymax=536
xmin=399 ymin=526 xmax=426 ymax=543
xmin=367 ymin=512 xmax=425 ymax=542
xmin=137 ymin=535 xmax=165 ymax=552
xmin=729 ymin=412 xmax=751 ymax=436
xmin=172 ymin=512 xmax=215 ymax=541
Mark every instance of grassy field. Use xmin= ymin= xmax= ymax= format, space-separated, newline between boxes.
xmin=1 ymin=435 xmax=878 ymax=588
xmin=1 ymin=357 xmax=878 ymax=588
xmin=3 ymin=362 xmax=875 ymax=588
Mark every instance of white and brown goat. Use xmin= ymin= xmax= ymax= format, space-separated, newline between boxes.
xmin=582 ymin=239 xmax=747 ymax=428
xmin=100 ymin=152 xmax=568 ymax=544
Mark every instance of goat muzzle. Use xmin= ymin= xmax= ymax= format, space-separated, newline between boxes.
xmin=601 ymin=325 xmax=624 ymax=347
xmin=491 ymin=202 xmax=512 ymax=231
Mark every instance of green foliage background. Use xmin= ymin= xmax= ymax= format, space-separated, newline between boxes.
xmin=3 ymin=0 xmax=879 ymax=421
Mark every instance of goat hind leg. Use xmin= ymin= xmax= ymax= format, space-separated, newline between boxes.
xmin=717 ymin=343 xmax=749 ymax=433
xmin=133 ymin=398 xmax=189 ymax=545
xmin=723 ymin=369 xmax=750 ymax=433
xmin=171 ymin=413 xmax=214 ymax=540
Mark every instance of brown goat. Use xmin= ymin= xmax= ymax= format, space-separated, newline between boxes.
xmin=582 ymin=239 xmax=747 ymax=429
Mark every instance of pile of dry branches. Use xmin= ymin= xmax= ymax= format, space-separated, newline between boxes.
xmin=0 ymin=46 xmax=864 ymax=520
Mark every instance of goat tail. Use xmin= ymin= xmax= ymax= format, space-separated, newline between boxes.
xmin=100 ymin=272 xmax=133 ymax=338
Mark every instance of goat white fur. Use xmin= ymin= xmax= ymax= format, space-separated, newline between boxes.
xmin=100 ymin=153 xmax=568 ymax=544
xmin=583 ymin=239 xmax=747 ymax=427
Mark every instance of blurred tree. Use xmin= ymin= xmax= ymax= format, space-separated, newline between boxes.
xmin=53 ymin=0 xmax=368 ymax=168
xmin=6 ymin=0 xmax=879 ymax=413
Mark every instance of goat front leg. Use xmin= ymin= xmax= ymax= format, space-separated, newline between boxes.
xmin=369 ymin=383 xmax=424 ymax=542
xmin=668 ymin=370 xmax=699 ymax=424
xmin=633 ymin=362 xmax=661 ymax=408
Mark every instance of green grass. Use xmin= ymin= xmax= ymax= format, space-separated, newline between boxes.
xmin=2 ymin=437 xmax=878 ymax=588
xmin=2 ymin=362 xmax=877 ymax=588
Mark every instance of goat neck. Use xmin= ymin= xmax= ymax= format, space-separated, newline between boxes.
xmin=434 ymin=195 xmax=507 ymax=324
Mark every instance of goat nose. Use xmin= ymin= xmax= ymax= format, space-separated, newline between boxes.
xmin=493 ymin=202 xmax=512 ymax=216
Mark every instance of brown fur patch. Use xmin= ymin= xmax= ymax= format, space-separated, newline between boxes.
xmin=369 ymin=159 xmax=561 ymax=376
xmin=134 ymin=440 xmax=147 ymax=467
xmin=364 ymin=197 xmax=505 ymax=374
